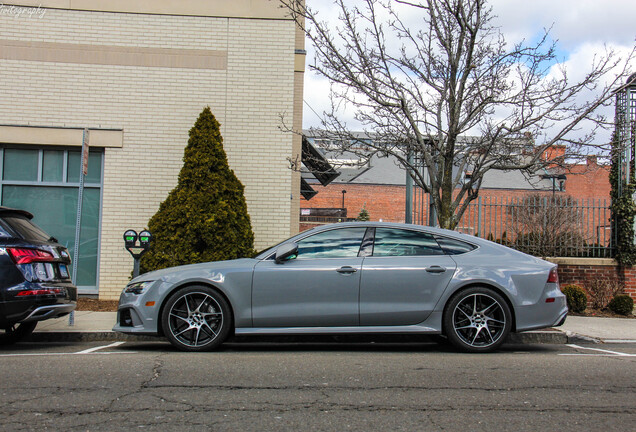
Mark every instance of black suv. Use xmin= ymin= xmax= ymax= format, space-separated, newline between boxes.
xmin=0 ymin=206 xmax=77 ymax=344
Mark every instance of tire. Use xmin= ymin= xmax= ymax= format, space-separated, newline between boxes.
xmin=0 ymin=321 xmax=37 ymax=345
xmin=161 ymin=285 xmax=232 ymax=352
xmin=443 ymin=287 xmax=512 ymax=353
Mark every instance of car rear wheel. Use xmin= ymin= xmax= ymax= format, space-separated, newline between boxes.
xmin=0 ymin=321 xmax=37 ymax=345
xmin=443 ymin=287 xmax=511 ymax=353
xmin=161 ymin=286 xmax=232 ymax=352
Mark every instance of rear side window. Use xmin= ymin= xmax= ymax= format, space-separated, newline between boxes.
xmin=435 ymin=236 xmax=477 ymax=255
xmin=0 ymin=224 xmax=10 ymax=238
xmin=0 ymin=214 xmax=51 ymax=242
xmin=373 ymin=228 xmax=444 ymax=257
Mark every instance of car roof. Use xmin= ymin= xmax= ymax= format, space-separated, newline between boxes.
xmin=0 ymin=206 xmax=34 ymax=219
xmin=257 ymin=221 xmax=522 ymax=261
xmin=298 ymin=221 xmax=480 ymax=243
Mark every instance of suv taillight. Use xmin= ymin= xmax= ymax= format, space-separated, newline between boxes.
xmin=7 ymin=248 xmax=55 ymax=264
xmin=17 ymin=288 xmax=65 ymax=296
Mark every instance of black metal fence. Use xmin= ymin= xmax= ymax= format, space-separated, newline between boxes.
xmin=413 ymin=194 xmax=614 ymax=258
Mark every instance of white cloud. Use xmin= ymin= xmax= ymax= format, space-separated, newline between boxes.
xmin=488 ymin=0 xmax=636 ymax=49
xmin=302 ymin=0 xmax=636 ymax=129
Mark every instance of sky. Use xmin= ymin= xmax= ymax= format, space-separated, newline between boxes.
xmin=301 ymin=0 xmax=636 ymax=132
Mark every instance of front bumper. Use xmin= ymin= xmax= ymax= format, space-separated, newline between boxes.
xmin=112 ymin=282 xmax=163 ymax=336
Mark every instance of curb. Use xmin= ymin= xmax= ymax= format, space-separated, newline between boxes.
xmin=563 ymin=331 xmax=601 ymax=344
xmin=28 ymin=329 xmax=583 ymax=345
xmin=505 ymin=330 xmax=568 ymax=345
xmin=28 ymin=331 xmax=161 ymax=343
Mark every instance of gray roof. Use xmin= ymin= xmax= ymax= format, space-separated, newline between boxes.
xmin=479 ymin=169 xmax=555 ymax=190
xmin=302 ymin=143 xmax=557 ymax=191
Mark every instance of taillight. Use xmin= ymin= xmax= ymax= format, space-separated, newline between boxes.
xmin=17 ymin=288 xmax=64 ymax=296
xmin=547 ymin=267 xmax=559 ymax=284
xmin=7 ymin=248 xmax=55 ymax=264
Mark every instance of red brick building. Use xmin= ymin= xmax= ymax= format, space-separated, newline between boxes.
xmin=300 ymin=154 xmax=610 ymax=232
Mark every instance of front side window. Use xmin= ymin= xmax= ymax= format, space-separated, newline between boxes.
xmin=372 ymin=228 xmax=444 ymax=257
xmin=296 ymin=227 xmax=367 ymax=259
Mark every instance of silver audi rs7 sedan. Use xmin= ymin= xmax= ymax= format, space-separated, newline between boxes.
xmin=113 ymin=222 xmax=567 ymax=353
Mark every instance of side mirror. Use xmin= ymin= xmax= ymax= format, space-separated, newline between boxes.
xmin=275 ymin=243 xmax=298 ymax=264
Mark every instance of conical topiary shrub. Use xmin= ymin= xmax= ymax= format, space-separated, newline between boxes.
xmin=357 ymin=205 xmax=370 ymax=221
xmin=140 ymin=107 xmax=255 ymax=273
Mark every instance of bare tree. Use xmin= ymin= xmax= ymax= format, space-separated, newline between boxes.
xmin=282 ymin=0 xmax=634 ymax=229
xmin=508 ymin=194 xmax=589 ymax=257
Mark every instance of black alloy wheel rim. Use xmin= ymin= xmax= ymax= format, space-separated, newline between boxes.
xmin=168 ymin=292 xmax=224 ymax=347
xmin=452 ymin=293 xmax=507 ymax=348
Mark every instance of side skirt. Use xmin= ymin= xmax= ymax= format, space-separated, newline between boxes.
xmin=235 ymin=324 xmax=440 ymax=336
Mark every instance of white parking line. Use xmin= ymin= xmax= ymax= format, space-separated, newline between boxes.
xmin=559 ymin=344 xmax=636 ymax=357
xmin=0 ymin=342 xmax=134 ymax=357
xmin=75 ymin=341 xmax=125 ymax=354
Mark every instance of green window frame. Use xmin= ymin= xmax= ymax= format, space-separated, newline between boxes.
xmin=0 ymin=146 xmax=103 ymax=294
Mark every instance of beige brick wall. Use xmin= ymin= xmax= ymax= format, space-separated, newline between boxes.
xmin=0 ymin=6 xmax=299 ymax=299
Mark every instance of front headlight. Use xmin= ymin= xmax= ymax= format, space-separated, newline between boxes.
xmin=124 ymin=280 xmax=154 ymax=295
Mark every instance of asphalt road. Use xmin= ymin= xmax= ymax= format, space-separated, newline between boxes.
xmin=1 ymin=340 xmax=635 ymax=431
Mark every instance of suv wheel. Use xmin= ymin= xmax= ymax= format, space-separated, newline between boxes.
xmin=0 ymin=321 xmax=37 ymax=345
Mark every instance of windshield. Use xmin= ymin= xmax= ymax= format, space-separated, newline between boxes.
xmin=1 ymin=214 xmax=52 ymax=242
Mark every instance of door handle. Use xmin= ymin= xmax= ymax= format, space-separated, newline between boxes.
xmin=425 ymin=266 xmax=446 ymax=273
xmin=337 ymin=266 xmax=357 ymax=274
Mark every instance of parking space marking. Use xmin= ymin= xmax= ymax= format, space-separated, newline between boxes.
xmin=559 ymin=344 xmax=636 ymax=357
xmin=0 ymin=342 xmax=135 ymax=357
xmin=76 ymin=341 xmax=125 ymax=354
xmin=604 ymin=339 xmax=636 ymax=344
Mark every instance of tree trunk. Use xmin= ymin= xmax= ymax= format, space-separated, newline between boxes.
xmin=438 ymin=180 xmax=455 ymax=229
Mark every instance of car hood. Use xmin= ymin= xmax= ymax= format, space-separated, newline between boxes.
xmin=130 ymin=258 xmax=259 ymax=284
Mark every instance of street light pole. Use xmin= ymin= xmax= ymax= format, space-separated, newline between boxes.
xmin=541 ymin=174 xmax=566 ymax=197
xmin=405 ymin=150 xmax=413 ymax=224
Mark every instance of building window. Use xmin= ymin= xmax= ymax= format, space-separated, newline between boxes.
xmin=0 ymin=146 xmax=103 ymax=294
xmin=559 ymin=180 xmax=565 ymax=192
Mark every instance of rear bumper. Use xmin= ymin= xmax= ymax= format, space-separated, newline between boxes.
xmin=516 ymin=297 xmax=568 ymax=332
xmin=0 ymin=282 xmax=77 ymax=326
xmin=553 ymin=310 xmax=568 ymax=327
xmin=22 ymin=303 xmax=76 ymax=323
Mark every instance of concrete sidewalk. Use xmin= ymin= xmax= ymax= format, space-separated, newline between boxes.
xmin=29 ymin=311 xmax=150 ymax=342
xmin=559 ymin=315 xmax=636 ymax=343
xmin=27 ymin=311 xmax=636 ymax=344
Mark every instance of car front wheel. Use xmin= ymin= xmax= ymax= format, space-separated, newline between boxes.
xmin=0 ymin=321 xmax=37 ymax=345
xmin=161 ymin=286 xmax=232 ymax=352
xmin=443 ymin=287 xmax=512 ymax=353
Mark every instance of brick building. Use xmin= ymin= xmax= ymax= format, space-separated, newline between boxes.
xmin=301 ymin=144 xmax=611 ymax=232
xmin=0 ymin=1 xmax=305 ymax=298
